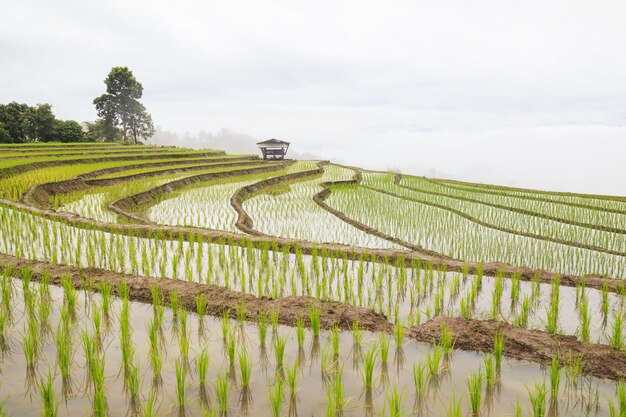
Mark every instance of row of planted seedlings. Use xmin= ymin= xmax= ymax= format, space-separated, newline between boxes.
xmin=145 ymin=160 xmax=320 ymax=232
xmin=324 ymin=183 xmax=626 ymax=279
xmin=363 ymin=173 xmax=626 ymax=255
xmin=0 ymin=265 xmax=623 ymax=416
xmin=433 ymin=177 xmax=626 ymax=214
xmin=1 ymin=205 xmax=624 ymax=347
xmin=399 ymin=174 xmax=626 ymax=232
xmin=0 ymin=153 xmax=227 ymax=201
xmin=53 ymin=161 xmax=277 ymax=224
xmin=241 ymin=164 xmax=401 ymax=249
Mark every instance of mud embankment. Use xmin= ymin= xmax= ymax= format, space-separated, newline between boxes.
xmin=409 ymin=316 xmax=626 ymax=381
xmin=3 ymin=252 xmax=624 ymax=381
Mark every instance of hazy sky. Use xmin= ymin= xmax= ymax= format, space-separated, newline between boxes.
xmin=2 ymin=0 xmax=625 ymax=194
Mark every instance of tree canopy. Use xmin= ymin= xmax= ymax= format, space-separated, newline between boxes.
xmin=0 ymin=102 xmax=86 ymax=143
xmin=93 ymin=66 xmax=154 ymax=144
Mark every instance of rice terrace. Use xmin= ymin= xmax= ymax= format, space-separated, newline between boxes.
xmin=0 ymin=138 xmax=621 ymax=417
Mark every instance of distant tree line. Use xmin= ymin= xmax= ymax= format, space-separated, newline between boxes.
xmin=0 ymin=66 xmax=154 ymax=144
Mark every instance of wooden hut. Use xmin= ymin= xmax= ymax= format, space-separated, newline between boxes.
xmin=256 ymin=139 xmax=290 ymax=160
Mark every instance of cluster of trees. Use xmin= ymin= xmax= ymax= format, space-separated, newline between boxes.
xmin=0 ymin=102 xmax=86 ymax=143
xmin=0 ymin=66 xmax=154 ymax=144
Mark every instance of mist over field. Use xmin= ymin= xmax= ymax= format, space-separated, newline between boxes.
xmin=2 ymin=0 xmax=625 ymax=194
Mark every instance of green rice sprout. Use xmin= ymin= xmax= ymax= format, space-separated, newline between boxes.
xmin=221 ymin=309 xmax=231 ymax=343
xmin=445 ymin=392 xmax=462 ymax=417
xmin=412 ymin=360 xmax=429 ymax=397
xmin=426 ymin=344 xmax=443 ymax=376
xmin=296 ymin=317 xmax=305 ymax=349
xmin=351 ymin=319 xmax=363 ymax=346
xmin=268 ymin=378 xmax=286 ymax=417
xmin=274 ymin=335 xmax=287 ymax=369
xmin=439 ymin=323 xmax=455 ymax=354
xmin=238 ymin=346 xmax=252 ymax=388
xmin=362 ymin=345 xmax=377 ymax=390
xmin=308 ymin=304 xmax=321 ymax=338
xmin=527 ymin=381 xmax=547 ymax=417
xmin=394 ymin=322 xmax=406 ymax=347
xmin=549 ymin=355 xmax=561 ymax=397
xmin=379 ymin=333 xmax=390 ymax=365
xmin=564 ymin=351 xmax=582 ymax=387
xmin=466 ymin=368 xmax=483 ymax=415
xmin=579 ymin=293 xmax=591 ymax=343
xmin=483 ymin=354 xmax=496 ymax=387
xmin=258 ymin=310 xmax=269 ymax=346
xmin=141 ymin=390 xmax=157 ymax=417
xmin=610 ymin=310 xmax=624 ymax=350
xmin=39 ymin=369 xmax=58 ymax=417
xmin=330 ymin=325 xmax=340 ymax=357
xmin=386 ymin=384 xmax=405 ymax=417
xmin=197 ymin=348 xmax=210 ymax=386
xmin=175 ymin=357 xmax=186 ymax=412
xmin=514 ymin=295 xmax=531 ymax=328
xmin=286 ymin=360 xmax=299 ymax=398
xmin=493 ymin=331 xmax=504 ymax=370
xmin=213 ymin=370 xmax=229 ymax=414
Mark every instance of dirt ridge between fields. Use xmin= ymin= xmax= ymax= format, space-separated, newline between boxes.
xmin=2 ymin=253 xmax=624 ymax=381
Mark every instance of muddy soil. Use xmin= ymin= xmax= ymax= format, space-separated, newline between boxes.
xmin=409 ymin=316 xmax=626 ymax=381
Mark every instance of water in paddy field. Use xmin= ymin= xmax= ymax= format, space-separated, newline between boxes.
xmin=0 ymin=278 xmax=621 ymax=416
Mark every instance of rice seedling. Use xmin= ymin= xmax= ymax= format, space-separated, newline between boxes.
xmin=22 ymin=317 xmax=38 ymax=371
xmin=394 ymin=321 xmax=406 ymax=347
xmin=286 ymin=360 xmax=299 ymax=398
xmin=39 ymin=369 xmax=58 ymax=417
xmin=426 ymin=344 xmax=443 ymax=376
xmin=362 ymin=345 xmax=377 ymax=390
xmin=213 ymin=371 xmax=230 ymax=414
xmin=601 ymin=283 xmax=610 ymax=319
xmin=564 ymin=351 xmax=582 ymax=387
xmin=579 ymin=293 xmax=591 ymax=343
xmin=258 ymin=310 xmax=269 ymax=346
xmin=445 ymin=392 xmax=462 ymax=417
xmin=466 ymin=368 xmax=483 ymax=415
xmin=439 ymin=322 xmax=454 ymax=354
xmin=238 ymin=346 xmax=252 ymax=388
xmin=268 ymin=378 xmax=286 ymax=417
xmin=330 ymin=325 xmax=340 ymax=357
xmin=54 ymin=324 xmax=73 ymax=382
xmin=270 ymin=308 xmax=280 ymax=334
xmin=98 ymin=282 xmax=112 ymax=319
xmin=141 ymin=391 xmax=157 ymax=417
xmin=386 ymin=384 xmax=405 ymax=417
xmin=549 ymin=355 xmax=561 ymax=397
xmin=175 ymin=357 xmax=186 ymax=412
xmin=412 ymin=360 xmax=429 ymax=397
xmin=483 ymin=354 xmax=496 ymax=387
xmin=351 ymin=319 xmax=363 ymax=346
xmin=127 ymin=360 xmax=141 ymax=405
xmin=331 ymin=365 xmax=345 ymax=413
xmin=274 ymin=335 xmax=287 ymax=369
xmin=91 ymin=351 xmax=107 ymax=417
xmin=226 ymin=329 xmax=237 ymax=368
xmin=514 ymin=294 xmax=531 ymax=328
xmin=221 ymin=309 xmax=231 ymax=343
xmin=308 ymin=304 xmax=321 ymax=338
xmin=197 ymin=348 xmax=210 ymax=386
xmin=527 ymin=381 xmax=547 ymax=417
xmin=296 ymin=317 xmax=305 ymax=349
xmin=494 ymin=330 xmax=504 ymax=370
xmin=609 ymin=310 xmax=624 ymax=350
xmin=378 ymin=333 xmax=390 ymax=365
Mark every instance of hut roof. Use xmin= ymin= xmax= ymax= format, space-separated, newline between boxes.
xmin=256 ymin=138 xmax=290 ymax=148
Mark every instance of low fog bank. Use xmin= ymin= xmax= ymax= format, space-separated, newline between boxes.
xmin=150 ymin=125 xmax=626 ymax=197
xmin=149 ymin=127 xmax=321 ymax=160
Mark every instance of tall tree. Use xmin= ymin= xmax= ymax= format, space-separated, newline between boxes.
xmin=93 ymin=66 xmax=154 ymax=144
